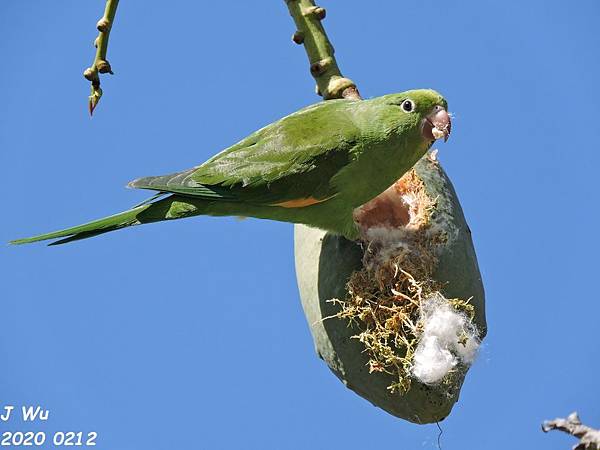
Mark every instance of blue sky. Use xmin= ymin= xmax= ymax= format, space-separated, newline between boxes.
xmin=2 ymin=1 xmax=599 ymax=449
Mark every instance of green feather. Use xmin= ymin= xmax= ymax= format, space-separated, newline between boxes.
xmin=11 ymin=205 xmax=151 ymax=245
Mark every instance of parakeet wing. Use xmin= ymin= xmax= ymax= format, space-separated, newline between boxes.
xmin=129 ymin=99 xmax=361 ymax=205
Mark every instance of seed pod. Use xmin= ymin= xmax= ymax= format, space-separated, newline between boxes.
xmin=294 ymin=153 xmax=486 ymax=423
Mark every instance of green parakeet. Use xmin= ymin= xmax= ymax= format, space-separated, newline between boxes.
xmin=11 ymin=89 xmax=451 ymax=245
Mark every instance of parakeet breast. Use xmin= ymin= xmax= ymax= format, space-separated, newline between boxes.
xmin=334 ymin=135 xmax=432 ymax=208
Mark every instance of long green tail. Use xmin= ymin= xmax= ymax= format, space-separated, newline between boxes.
xmin=10 ymin=194 xmax=202 ymax=246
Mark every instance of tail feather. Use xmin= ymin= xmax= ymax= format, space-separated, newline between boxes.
xmin=10 ymin=194 xmax=207 ymax=246
xmin=10 ymin=204 xmax=153 ymax=245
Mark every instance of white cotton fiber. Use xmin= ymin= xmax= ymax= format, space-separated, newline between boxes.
xmin=411 ymin=293 xmax=480 ymax=384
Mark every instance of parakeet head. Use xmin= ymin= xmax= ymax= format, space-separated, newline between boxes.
xmin=378 ymin=89 xmax=451 ymax=143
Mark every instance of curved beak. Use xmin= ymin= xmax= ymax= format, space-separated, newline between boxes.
xmin=421 ymin=106 xmax=451 ymax=142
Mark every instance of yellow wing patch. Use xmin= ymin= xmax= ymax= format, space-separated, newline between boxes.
xmin=273 ymin=197 xmax=328 ymax=208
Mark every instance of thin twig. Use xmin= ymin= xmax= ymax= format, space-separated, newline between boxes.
xmin=284 ymin=0 xmax=360 ymax=100
xmin=83 ymin=0 xmax=120 ymax=115
xmin=436 ymin=421 xmax=443 ymax=450
xmin=543 ymin=412 xmax=600 ymax=450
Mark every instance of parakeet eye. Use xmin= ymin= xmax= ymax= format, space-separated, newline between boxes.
xmin=401 ymin=99 xmax=415 ymax=112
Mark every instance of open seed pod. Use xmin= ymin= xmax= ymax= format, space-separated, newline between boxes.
xmin=294 ymin=152 xmax=486 ymax=424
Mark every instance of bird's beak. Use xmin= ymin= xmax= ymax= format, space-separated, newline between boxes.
xmin=421 ymin=106 xmax=451 ymax=142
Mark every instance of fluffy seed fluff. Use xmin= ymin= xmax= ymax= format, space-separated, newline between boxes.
xmin=411 ymin=293 xmax=479 ymax=384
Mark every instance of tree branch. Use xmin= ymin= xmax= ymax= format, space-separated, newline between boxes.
xmin=83 ymin=0 xmax=120 ymax=116
xmin=543 ymin=412 xmax=600 ymax=450
xmin=284 ymin=0 xmax=360 ymax=100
